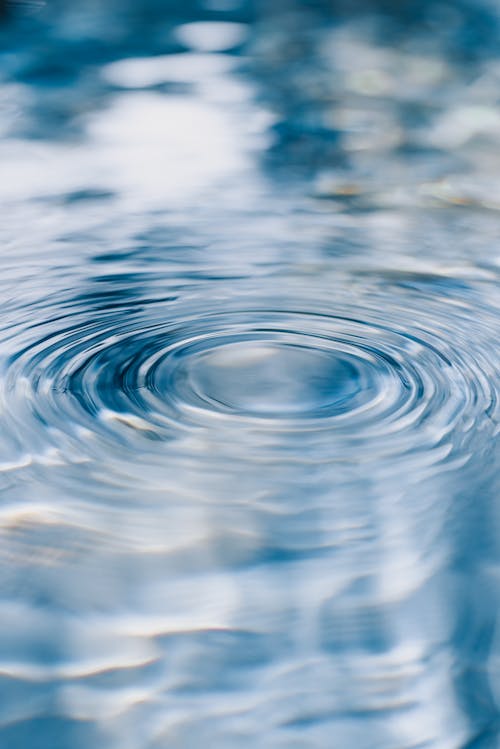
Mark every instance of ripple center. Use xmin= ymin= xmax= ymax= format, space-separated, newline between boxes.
xmin=179 ymin=340 xmax=363 ymax=418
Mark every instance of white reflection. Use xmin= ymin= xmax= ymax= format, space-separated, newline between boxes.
xmin=0 ymin=88 xmax=252 ymax=208
xmin=102 ymin=53 xmax=236 ymax=88
xmin=174 ymin=21 xmax=248 ymax=52
xmin=87 ymin=92 xmax=249 ymax=205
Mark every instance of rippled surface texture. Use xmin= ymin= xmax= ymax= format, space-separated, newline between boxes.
xmin=1 ymin=0 xmax=500 ymax=746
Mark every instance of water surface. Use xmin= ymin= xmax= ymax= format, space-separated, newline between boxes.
xmin=0 ymin=1 xmax=500 ymax=747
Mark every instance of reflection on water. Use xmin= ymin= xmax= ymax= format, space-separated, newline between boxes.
xmin=0 ymin=0 xmax=499 ymax=747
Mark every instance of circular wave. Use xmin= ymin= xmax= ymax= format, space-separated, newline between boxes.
xmin=1 ymin=300 xmax=497 ymax=474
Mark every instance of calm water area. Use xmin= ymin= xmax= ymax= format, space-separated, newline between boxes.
xmin=0 ymin=0 xmax=500 ymax=746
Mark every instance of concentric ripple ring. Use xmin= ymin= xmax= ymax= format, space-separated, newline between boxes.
xmin=1 ymin=305 xmax=495 ymax=471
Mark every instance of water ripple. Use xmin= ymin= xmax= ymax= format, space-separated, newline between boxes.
xmin=1 ymin=292 xmax=496 ymax=472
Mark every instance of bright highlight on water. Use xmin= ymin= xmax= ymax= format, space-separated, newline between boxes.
xmin=0 ymin=1 xmax=499 ymax=747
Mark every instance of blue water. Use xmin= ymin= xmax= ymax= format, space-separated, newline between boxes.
xmin=0 ymin=0 xmax=499 ymax=746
